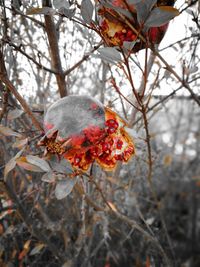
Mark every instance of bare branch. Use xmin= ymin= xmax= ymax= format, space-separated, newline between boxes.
xmin=0 ymin=49 xmax=43 ymax=132
xmin=43 ymin=2 xmax=67 ymax=97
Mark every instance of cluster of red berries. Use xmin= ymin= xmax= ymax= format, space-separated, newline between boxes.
xmin=100 ymin=19 xmax=137 ymax=46
xmin=114 ymin=29 xmax=137 ymax=43
xmin=98 ymin=0 xmax=176 ymax=53
xmin=40 ymin=96 xmax=135 ymax=171
xmin=68 ymin=117 xmax=134 ymax=170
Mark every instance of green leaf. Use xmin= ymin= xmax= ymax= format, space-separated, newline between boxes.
xmin=144 ymin=6 xmax=179 ymax=28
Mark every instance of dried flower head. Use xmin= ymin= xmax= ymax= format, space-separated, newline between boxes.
xmin=39 ymin=95 xmax=135 ymax=171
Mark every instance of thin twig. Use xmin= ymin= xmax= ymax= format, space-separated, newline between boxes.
xmin=3 ymin=39 xmax=58 ymax=74
xmin=152 ymin=47 xmax=200 ymax=106
xmin=63 ymin=42 xmax=103 ymax=76
xmin=0 ymin=49 xmax=43 ymax=131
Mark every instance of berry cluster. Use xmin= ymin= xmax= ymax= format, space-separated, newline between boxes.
xmin=100 ymin=19 xmax=137 ymax=46
xmin=64 ymin=110 xmax=135 ymax=171
xmin=98 ymin=0 xmax=175 ymax=53
xmin=39 ymin=100 xmax=135 ymax=171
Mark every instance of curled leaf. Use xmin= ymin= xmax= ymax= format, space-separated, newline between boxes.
xmin=4 ymin=158 xmax=16 ymax=178
xmin=16 ymin=157 xmax=45 ymax=172
xmin=4 ymin=148 xmax=25 ymax=179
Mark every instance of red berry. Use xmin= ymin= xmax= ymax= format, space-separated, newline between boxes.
xmin=105 ymin=119 xmax=119 ymax=129
xmin=115 ymin=154 xmax=123 ymax=161
xmin=101 ymin=142 xmax=111 ymax=152
xmin=116 ymin=139 xmax=123 ymax=149
xmin=127 ymin=30 xmax=133 ymax=37
xmin=73 ymin=155 xmax=82 ymax=166
xmin=107 ymin=127 xmax=117 ymax=134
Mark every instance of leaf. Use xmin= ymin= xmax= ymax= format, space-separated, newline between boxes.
xmin=146 ymin=217 xmax=155 ymax=225
xmin=30 ymin=243 xmax=45 ymax=256
xmin=127 ymin=0 xmax=142 ymax=4
xmin=62 ymin=261 xmax=72 ymax=267
xmin=49 ymin=158 xmax=73 ymax=174
xmin=41 ymin=172 xmax=56 ymax=183
xmin=187 ymin=66 xmax=198 ymax=74
xmin=145 ymin=0 xmax=157 ymax=14
xmin=97 ymin=47 xmax=122 ymax=64
xmin=26 ymin=155 xmax=51 ymax=172
xmin=18 ymin=240 xmax=31 ymax=260
xmin=59 ymin=7 xmax=76 ymax=18
xmin=4 ymin=158 xmax=16 ymax=178
xmin=16 ymin=157 xmax=45 ymax=172
xmin=0 ymin=125 xmax=22 ymax=138
xmin=144 ymin=6 xmax=179 ymax=28
xmin=55 ymin=177 xmax=78 ymax=200
xmin=4 ymin=148 xmax=25 ymax=178
xmin=53 ymin=0 xmax=69 ymax=9
xmin=101 ymin=1 xmax=133 ymax=20
xmin=123 ymin=40 xmax=138 ymax=52
xmin=135 ymin=0 xmax=157 ymax=24
xmin=12 ymin=138 xmax=28 ymax=149
xmin=107 ymin=201 xmax=117 ymax=212
xmin=26 ymin=7 xmax=56 ymax=15
xmin=7 ymin=109 xmax=24 ymax=120
xmin=163 ymin=154 xmax=172 ymax=166
xmin=81 ymin=0 xmax=93 ymax=24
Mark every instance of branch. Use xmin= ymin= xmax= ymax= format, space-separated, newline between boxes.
xmin=152 ymin=47 xmax=200 ymax=107
xmin=7 ymin=5 xmax=45 ymax=27
xmin=64 ymin=42 xmax=103 ymax=76
xmin=43 ymin=1 xmax=67 ymax=97
xmin=1 ymin=180 xmax=66 ymax=263
xmin=0 ymin=49 xmax=43 ymax=132
xmin=3 ymin=39 xmax=58 ymax=74
xmin=78 ymin=173 xmax=171 ymax=266
xmin=129 ymin=51 xmax=156 ymax=127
